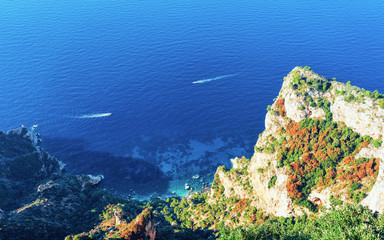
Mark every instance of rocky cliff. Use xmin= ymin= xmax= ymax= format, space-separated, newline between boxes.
xmin=0 ymin=126 xmax=63 ymax=211
xmin=214 ymin=66 xmax=384 ymax=217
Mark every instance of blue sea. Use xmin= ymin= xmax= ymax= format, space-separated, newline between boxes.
xmin=1 ymin=0 xmax=384 ymax=197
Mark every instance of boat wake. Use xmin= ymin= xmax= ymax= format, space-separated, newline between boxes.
xmin=192 ymin=74 xmax=236 ymax=84
xmin=76 ymin=113 xmax=112 ymax=119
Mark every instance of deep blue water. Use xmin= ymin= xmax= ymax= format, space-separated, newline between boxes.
xmin=1 ymin=0 xmax=384 ymax=196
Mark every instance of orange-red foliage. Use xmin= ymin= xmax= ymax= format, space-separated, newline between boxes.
xmin=343 ymin=156 xmax=353 ymax=164
xmin=317 ymin=177 xmax=324 ymax=186
xmin=361 ymin=141 xmax=369 ymax=148
xmin=276 ymin=99 xmax=286 ymax=117
xmin=338 ymin=174 xmax=346 ymax=180
xmin=287 ymin=175 xmax=303 ymax=198
xmin=234 ymin=199 xmax=249 ymax=213
xmin=286 ymin=122 xmax=300 ymax=135
xmin=280 ymin=119 xmax=381 ymax=202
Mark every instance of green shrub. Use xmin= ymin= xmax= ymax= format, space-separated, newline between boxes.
xmin=344 ymin=94 xmax=356 ymax=102
xmin=373 ymin=140 xmax=383 ymax=148
xmin=373 ymin=90 xmax=381 ymax=100
xmin=292 ymin=71 xmax=301 ymax=82
xmin=322 ymin=82 xmax=331 ymax=92
xmin=350 ymin=182 xmax=362 ymax=191
xmin=191 ymin=194 xmax=206 ymax=204
xmin=350 ymin=191 xmax=366 ymax=204
xmin=329 ymin=195 xmax=343 ymax=207
xmin=379 ymin=99 xmax=384 ymax=109
xmin=268 ymin=176 xmax=277 ymax=188
xmin=294 ymin=199 xmax=317 ymax=213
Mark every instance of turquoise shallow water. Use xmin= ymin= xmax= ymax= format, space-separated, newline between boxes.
xmin=1 ymin=0 xmax=384 ymax=196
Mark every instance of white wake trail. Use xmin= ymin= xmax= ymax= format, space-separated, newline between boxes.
xmin=76 ymin=113 xmax=112 ymax=119
xmin=192 ymin=74 xmax=236 ymax=84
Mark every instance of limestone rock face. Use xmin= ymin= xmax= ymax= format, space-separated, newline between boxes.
xmin=248 ymin=152 xmax=294 ymax=217
xmin=332 ymin=98 xmax=384 ymax=139
xmin=216 ymin=168 xmax=251 ymax=199
xmin=362 ymin=163 xmax=384 ymax=213
xmin=114 ymin=205 xmax=125 ymax=226
xmin=360 ymin=146 xmax=384 ymax=212
xmin=37 ymin=180 xmax=59 ymax=193
xmin=230 ymin=157 xmax=240 ymax=169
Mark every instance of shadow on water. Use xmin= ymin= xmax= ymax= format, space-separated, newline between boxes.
xmin=41 ymin=137 xmax=171 ymax=197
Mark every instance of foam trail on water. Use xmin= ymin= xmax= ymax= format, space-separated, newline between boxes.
xmin=76 ymin=113 xmax=112 ymax=119
xmin=192 ymin=74 xmax=236 ymax=84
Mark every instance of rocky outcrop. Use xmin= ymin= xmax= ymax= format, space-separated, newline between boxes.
xmin=6 ymin=125 xmax=41 ymax=148
xmin=37 ymin=180 xmax=59 ymax=193
xmin=130 ymin=208 xmax=156 ymax=240
xmin=114 ymin=205 xmax=125 ymax=226
xmin=66 ymin=206 xmax=156 ymax=240
xmin=76 ymin=174 xmax=104 ymax=190
xmin=308 ymin=187 xmax=333 ymax=209
xmin=279 ymin=70 xmax=327 ymax=123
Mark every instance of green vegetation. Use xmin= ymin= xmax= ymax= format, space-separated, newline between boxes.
xmin=289 ymin=69 xmax=331 ymax=94
xmin=335 ymin=81 xmax=384 ymax=107
xmin=373 ymin=140 xmax=383 ymax=148
xmin=379 ymin=99 xmax=384 ymax=108
xmin=70 ymin=201 xmax=384 ymax=239
xmin=219 ymin=203 xmax=384 ymax=240
xmin=317 ymin=99 xmax=332 ymax=121
xmin=289 ymin=68 xmax=384 ymax=110
xmin=268 ymin=176 xmax=277 ymax=188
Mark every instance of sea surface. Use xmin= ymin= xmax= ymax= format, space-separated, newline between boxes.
xmin=1 ymin=0 xmax=384 ymax=197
